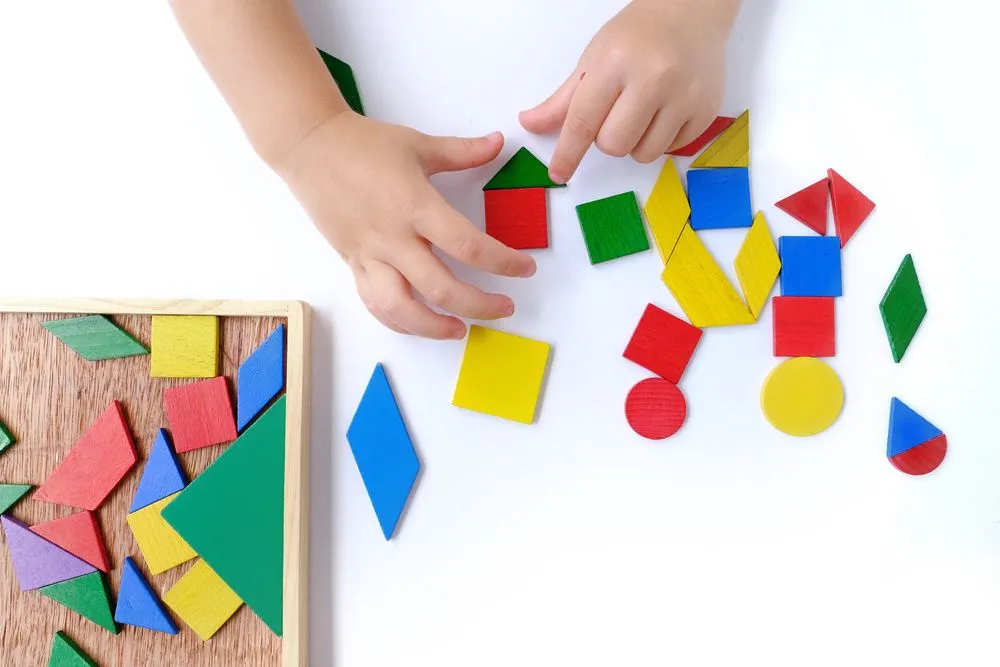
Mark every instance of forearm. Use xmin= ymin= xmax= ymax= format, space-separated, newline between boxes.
xmin=169 ymin=0 xmax=348 ymax=169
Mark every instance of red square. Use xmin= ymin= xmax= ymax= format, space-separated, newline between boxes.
xmin=484 ymin=188 xmax=548 ymax=249
xmin=164 ymin=376 xmax=238 ymax=453
xmin=772 ymin=296 xmax=836 ymax=357
xmin=623 ymin=304 xmax=703 ymax=383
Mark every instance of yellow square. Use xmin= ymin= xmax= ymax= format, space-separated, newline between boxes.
xmin=126 ymin=492 xmax=197 ymax=574
xmin=164 ymin=559 xmax=243 ymax=641
xmin=150 ymin=315 xmax=218 ymax=378
xmin=452 ymin=325 xmax=551 ymax=424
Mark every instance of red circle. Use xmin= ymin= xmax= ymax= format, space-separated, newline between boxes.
xmin=625 ymin=377 xmax=687 ymax=440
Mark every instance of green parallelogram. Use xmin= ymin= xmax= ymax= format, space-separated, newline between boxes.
xmin=42 ymin=315 xmax=147 ymax=361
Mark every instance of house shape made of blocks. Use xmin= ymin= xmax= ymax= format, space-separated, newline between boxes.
xmin=482 ymin=147 xmax=565 ymax=250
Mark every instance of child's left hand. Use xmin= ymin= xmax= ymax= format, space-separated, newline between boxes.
xmin=519 ymin=0 xmax=741 ymax=183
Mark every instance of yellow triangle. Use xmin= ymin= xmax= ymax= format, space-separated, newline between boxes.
xmin=643 ymin=158 xmax=690 ymax=264
xmin=734 ymin=212 xmax=781 ymax=319
xmin=690 ymin=110 xmax=749 ymax=168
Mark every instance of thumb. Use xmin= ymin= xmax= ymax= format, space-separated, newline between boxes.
xmin=419 ymin=131 xmax=504 ymax=173
xmin=519 ymin=68 xmax=583 ymax=135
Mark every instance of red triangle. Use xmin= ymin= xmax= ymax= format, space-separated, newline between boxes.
xmin=828 ymin=168 xmax=875 ymax=247
xmin=667 ymin=116 xmax=736 ymax=157
xmin=775 ymin=178 xmax=829 ymax=235
xmin=889 ymin=434 xmax=947 ymax=476
xmin=30 ymin=511 xmax=110 ymax=572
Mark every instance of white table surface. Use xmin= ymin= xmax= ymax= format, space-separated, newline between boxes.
xmin=2 ymin=1 xmax=999 ymax=665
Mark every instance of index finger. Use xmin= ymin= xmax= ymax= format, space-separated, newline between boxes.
xmin=549 ymin=72 xmax=621 ymax=183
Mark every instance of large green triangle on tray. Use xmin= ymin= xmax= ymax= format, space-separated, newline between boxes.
xmin=162 ymin=396 xmax=286 ymax=636
xmin=0 ymin=483 xmax=32 ymax=515
xmin=48 ymin=631 xmax=99 ymax=667
xmin=318 ymin=48 xmax=365 ymax=116
xmin=483 ymin=147 xmax=566 ymax=190
xmin=40 ymin=572 xmax=119 ymax=634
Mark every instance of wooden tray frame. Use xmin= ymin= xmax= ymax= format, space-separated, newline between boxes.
xmin=0 ymin=298 xmax=311 ymax=667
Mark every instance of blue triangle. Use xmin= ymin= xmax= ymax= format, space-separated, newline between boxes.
xmin=888 ymin=398 xmax=943 ymax=458
xmin=129 ymin=430 xmax=187 ymax=513
xmin=237 ymin=325 xmax=286 ymax=431
xmin=114 ymin=556 xmax=178 ymax=634
xmin=346 ymin=363 xmax=420 ymax=540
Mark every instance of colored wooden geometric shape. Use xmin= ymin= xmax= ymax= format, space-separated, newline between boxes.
xmin=576 ymin=191 xmax=650 ymax=264
xmin=772 ymin=296 xmax=835 ymax=358
xmin=625 ymin=378 xmax=687 ymax=440
xmin=34 ymin=401 xmax=137 ymax=511
xmin=318 ymin=48 xmax=364 ymax=116
xmin=41 ymin=315 xmax=148 ymax=361
xmin=39 ymin=571 xmax=118 ymax=634
xmin=778 ymin=236 xmax=843 ymax=297
xmin=126 ymin=492 xmax=196 ymax=575
xmin=483 ymin=147 xmax=565 ymax=190
xmin=452 ymin=326 xmax=551 ymax=424
xmin=760 ymin=358 xmax=844 ymax=437
xmin=775 ymin=178 xmax=829 ymax=235
xmin=0 ymin=418 xmax=15 ymax=455
xmin=690 ymin=109 xmax=749 ymax=168
xmin=828 ymin=168 xmax=875 ymax=247
xmin=129 ymin=429 xmax=187 ymax=513
xmin=879 ymin=254 xmax=926 ymax=363
xmin=484 ymin=187 xmax=548 ymax=250
xmin=734 ymin=211 xmax=781 ymax=318
xmin=661 ymin=224 xmax=754 ymax=327
xmin=31 ymin=510 xmax=110 ymax=572
xmin=0 ymin=516 xmax=97 ymax=591
xmin=889 ymin=433 xmax=947 ymax=476
xmin=114 ymin=556 xmax=179 ymax=634
xmin=668 ymin=116 xmax=736 ymax=157
xmin=48 ymin=631 xmax=99 ymax=667
xmin=0 ymin=483 xmax=32 ymax=514
xmin=622 ymin=304 xmax=703 ymax=384
xmin=236 ymin=325 xmax=287 ymax=432
xmin=163 ymin=559 xmax=243 ymax=641
xmin=163 ymin=377 xmax=238 ymax=453
xmin=162 ymin=397 xmax=286 ymax=636
xmin=643 ymin=158 xmax=690 ymax=264
xmin=150 ymin=315 xmax=219 ymax=378
xmin=346 ymin=363 xmax=421 ymax=540
xmin=688 ymin=167 xmax=753 ymax=230
xmin=887 ymin=397 xmax=943 ymax=458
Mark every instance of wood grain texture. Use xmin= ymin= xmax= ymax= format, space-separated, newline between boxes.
xmin=622 ymin=303 xmax=703 ymax=384
xmin=690 ymin=109 xmax=749 ymax=168
xmin=772 ymin=296 xmax=836 ymax=358
xmin=150 ymin=316 xmax=219 ymax=378
xmin=624 ymin=378 xmax=687 ymax=440
xmin=734 ymin=211 xmax=781 ymax=319
xmin=483 ymin=187 xmax=549 ymax=250
xmin=643 ymin=158 xmax=690 ymax=264
xmin=163 ymin=559 xmax=243 ymax=642
xmin=576 ymin=191 xmax=650 ymax=265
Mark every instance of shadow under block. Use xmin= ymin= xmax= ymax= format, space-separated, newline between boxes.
xmin=734 ymin=211 xmax=781 ymax=318
xmin=163 ymin=559 xmax=243 ymax=641
xmin=34 ymin=401 xmax=137 ymax=511
xmin=317 ymin=48 xmax=364 ymax=116
xmin=162 ymin=397 xmax=286 ymax=636
xmin=623 ymin=303 xmax=703 ymax=384
xmin=775 ymin=178 xmax=829 ymax=235
xmin=163 ymin=377 xmax=238 ymax=453
xmin=41 ymin=315 xmax=148 ymax=361
xmin=1 ymin=516 xmax=97 ymax=591
xmin=150 ymin=315 xmax=219 ymax=378
xmin=0 ymin=419 xmax=14 ymax=454
xmin=688 ymin=167 xmax=752 ymax=231
xmin=347 ymin=364 xmax=421 ymax=540
xmin=760 ymin=358 xmax=844 ymax=437
xmin=828 ymin=168 xmax=875 ymax=247
xmin=690 ymin=109 xmax=749 ymax=168
xmin=879 ymin=254 xmax=926 ymax=363
xmin=126 ymin=493 xmax=196 ymax=575
xmin=236 ymin=324 xmax=286 ymax=432
xmin=576 ymin=191 xmax=650 ymax=264
xmin=39 ymin=571 xmax=118 ymax=634
xmin=129 ymin=429 xmax=187 ymax=513
xmin=31 ymin=510 xmax=110 ymax=572
xmin=114 ymin=556 xmax=179 ymax=634
xmin=668 ymin=116 xmax=736 ymax=157
xmin=643 ymin=158 xmax=690 ymax=263
xmin=772 ymin=296 xmax=835 ymax=358
xmin=452 ymin=325 xmax=551 ymax=424
xmin=483 ymin=146 xmax=566 ymax=190
xmin=484 ymin=187 xmax=548 ymax=250
xmin=0 ymin=483 xmax=33 ymax=515
xmin=778 ymin=236 xmax=843 ymax=297
xmin=625 ymin=377 xmax=687 ymax=440
xmin=48 ymin=630 xmax=99 ymax=667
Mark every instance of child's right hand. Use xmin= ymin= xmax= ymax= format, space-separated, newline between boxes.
xmin=276 ymin=112 xmax=537 ymax=340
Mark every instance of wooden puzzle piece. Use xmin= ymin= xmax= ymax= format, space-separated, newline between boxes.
xmin=114 ymin=556 xmax=179 ymax=634
xmin=688 ymin=167 xmax=753 ymax=230
xmin=163 ymin=559 xmax=243 ymax=641
xmin=887 ymin=397 xmax=943 ymax=458
xmin=775 ymin=178 xmax=829 ymax=235
xmin=889 ymin=434 xmax=947 ymax=476
xmin=661 ymin=224 xmax=754 ymax=327
xmin=760 ymin=358 xmax=844 ymax=437
xmin=31 ymin=510 xmax=110 ymax=572
xmin=347 ymin=363 xmax=421 ymax=540
xmin=483 ymin=147 xmax=566 ymax=190
xmin=734 ymin=212 xmax=781 ymax=318
xmin=150 ymin=315 xmax=219 ymax=378
xmin=625 ymin=378 xmax=687 ymax=440
xmin=778 ymin=236 xmax=843 ymax=297
xmin=164 ymin=377 xmax=238 ymax=453
xmin=39 ymin=571 xmax=118 ymax=634
xmin=668 ymin=116 xmax=736 ymax=157
xmin=129 ymin=429 xmax=187 ymax=513
xmin=484 ymin=187 xmax=549 ymax=250
xmin=576 ymin=191 xmax=650 ymax=264
xmin=690 ymin=109 xmax=749 ymax=168
xmin=828 ymin=168 xmax=875 ymax=247
xmin=126 ymin=492 xmax=196 ymax=575
xmin=0 ymin=483 xmax=32 ymax=515
xmin=48 ymin=631 xmax=99 ymax=667
xmin=643 ymin=158 xmax=690 ymax=264
xmin=41 ymin=315 xmax=147 ymax=361
xmin=879 ymin=254 xmax=926 ymax=363
xmin=162 ymin=397 xmax=286 ymax=636
xmin=0 ymin=516 xmax=97 ymax=591
xmin=318 ymin=48 xmax=365 ymax=116
xmin=237 ymin=324 xmax=287 ymax=432
xmin=772 ymin=297 xmax=835 ymax=358
xmin=623 ymin=304 xmax=703 ymax=384
xmin=0 ymin=418 xmax=15 ymax=455
xmin=451 ymin=326 xmax=551 ymax=424
xmin=34 ymin=401 xmax=137 ymax=511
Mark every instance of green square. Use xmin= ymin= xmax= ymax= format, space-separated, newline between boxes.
xmin=879 ymin=254 xmax=927 ymax=363
xmin=0 ymin=421 xmax=14 ymax=455
xmin=576 ymin=191 xmax=650 ymax=264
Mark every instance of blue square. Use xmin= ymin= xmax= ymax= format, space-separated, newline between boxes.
xmin=688 ymin=168 xmax=752 ymax=230
xmin=779 ymin=236 xmax=843 ymax=297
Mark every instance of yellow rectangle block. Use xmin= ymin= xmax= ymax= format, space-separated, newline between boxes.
xmin=126 ymin=492 xmax=197 ymax=574
xmin=691 ymin=110 xmax=749 ymax=168
xmin=734 ymin=211 xmax=781 ymax=319
xmin=643 ymin=158 xmax=690 ymax=264
xmin=150 ymin=315 xmax=219 ymax=378
xmin=164 ymin=559 xmax=243 ymax=641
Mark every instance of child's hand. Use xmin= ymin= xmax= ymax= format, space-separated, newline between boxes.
xmin=519 ymin=0 xmax=740 ymax=183
xmin=277 ymin=113 xmax=536 ymax=340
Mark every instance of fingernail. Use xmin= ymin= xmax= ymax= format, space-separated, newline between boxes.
xmin=451 ymin=324 xmax=467 ymax=339
xmin=520 ymin=260 xmax=537 ymax=277
xmin=549 ymin=169 xmax=566 ymax=184
xmin=484 ymin=131 xmax=502 ymax=141
xmin=502 ymin=302 xmax=515 ymax=316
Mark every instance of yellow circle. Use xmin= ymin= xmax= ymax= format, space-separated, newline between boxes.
xmin=760 ymin=358 xmax=844 ymax=436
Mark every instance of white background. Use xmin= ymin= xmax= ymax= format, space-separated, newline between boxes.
xmin=2 ymin=1 xmax=999 ymax=665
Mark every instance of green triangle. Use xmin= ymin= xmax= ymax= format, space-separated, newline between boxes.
xmin=48 ymin=631 xmax=99 ymax=667
xmin=483 ymin=147 xmax=566 ymax=190
xmin=318 ymin=49 xmax=365 ymax=116
xmin=163 ymin=396 xmax=286 ymax=636
xmin=40 ymin=572 xmax=119 ymax=634
xmin=0 ymin=484 xmax=32 ymax=515
xmin=0 ymin=420 xmax=15 ymax=455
